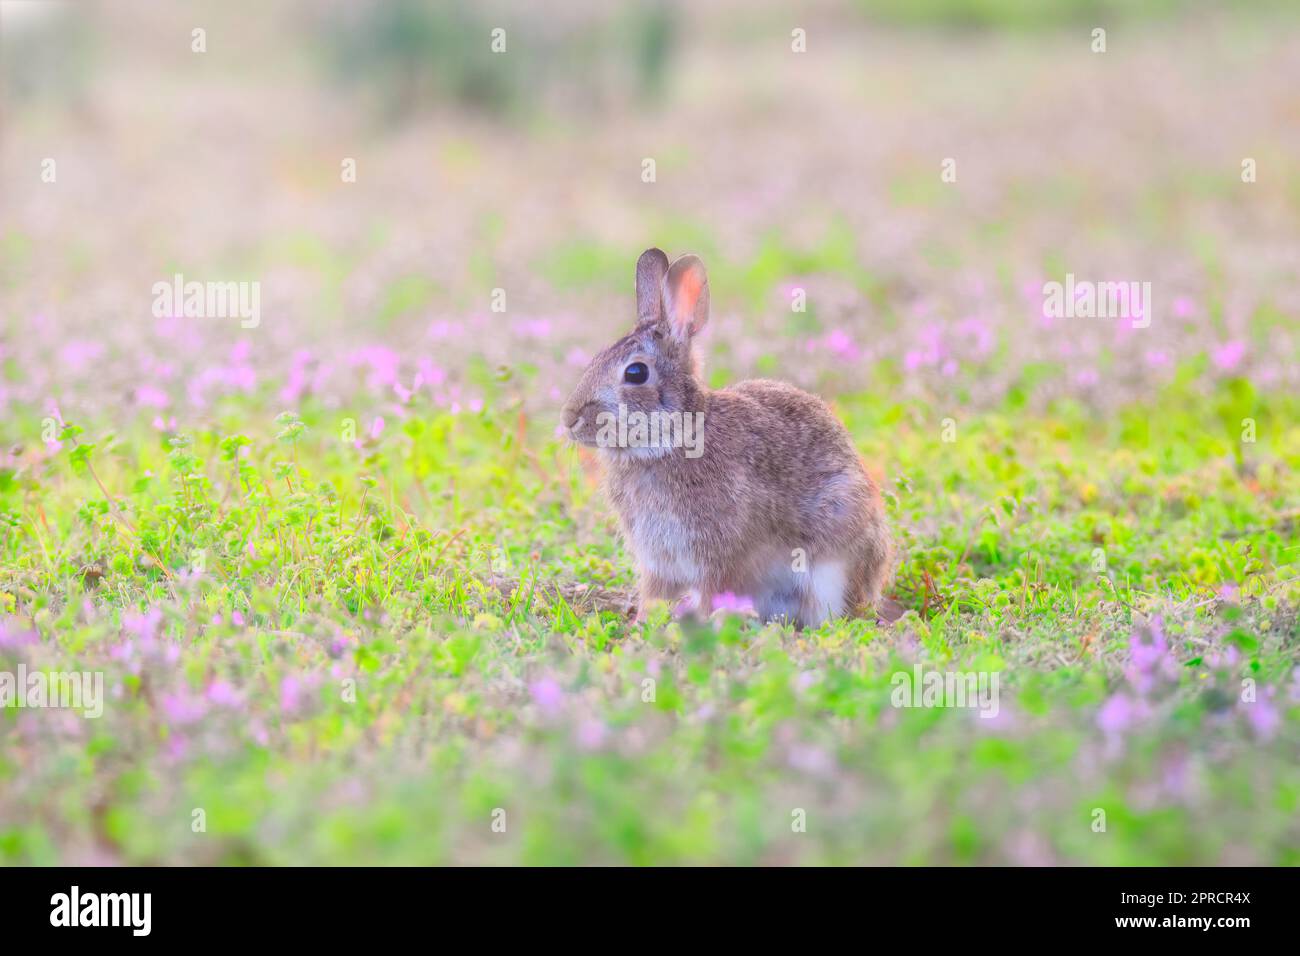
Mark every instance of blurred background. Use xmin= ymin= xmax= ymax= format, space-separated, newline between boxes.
xmin=3 ymin=0 xmax=1298 ymax=427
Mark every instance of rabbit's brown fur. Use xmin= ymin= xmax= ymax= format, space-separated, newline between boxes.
xmin=562 ymin=249 xmax=892 ymax=628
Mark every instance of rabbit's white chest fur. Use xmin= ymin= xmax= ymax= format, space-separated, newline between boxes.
xmin=611 ymin=469 xmax=702 ymax=583
xmin=623 ymin=499 xmax=701 ymax=583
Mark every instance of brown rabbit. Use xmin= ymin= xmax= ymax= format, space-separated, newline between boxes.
xmin=561 ymin=248 xmax=892 ymax=628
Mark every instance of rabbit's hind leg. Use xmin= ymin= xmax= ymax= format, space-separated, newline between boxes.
xmin=796 ymin=557 xmax=849 ymax=628
xmin=754 ymin=575 xmax=803 ymax=625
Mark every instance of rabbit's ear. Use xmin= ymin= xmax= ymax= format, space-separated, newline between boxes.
xmin=635 ymin=248 xmax=671 ymax=326
xmin=662 ymin=254 xmax=709 ymax=341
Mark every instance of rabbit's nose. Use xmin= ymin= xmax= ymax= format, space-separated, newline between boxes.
xmin=562 ymin=405 xmax=582 ymax=429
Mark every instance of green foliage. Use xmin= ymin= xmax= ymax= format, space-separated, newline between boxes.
xmin=1 ymin=376 xmax=1297 ymax=865
xmin=316 ymin=0 xmax=678 ymax=120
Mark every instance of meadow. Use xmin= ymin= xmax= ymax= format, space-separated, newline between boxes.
xmin=1 ymin=1 xmax=1298 ymax=865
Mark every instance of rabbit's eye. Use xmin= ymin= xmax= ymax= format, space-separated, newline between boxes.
xmin=623 ymin=362 xmax=650 ymax=385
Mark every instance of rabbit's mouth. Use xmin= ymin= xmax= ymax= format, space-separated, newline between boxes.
xmin=569 ymin=424 xmax=672 ymax=461
xmin=563 ymin=413 xmax=599 ymax=448
xmin=565 ymin=403 xmax=704 ymax=461
xmin=564 ymin=402 xmax=696 ymax=460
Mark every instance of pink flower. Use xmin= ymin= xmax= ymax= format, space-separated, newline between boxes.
xmin=59 ymin=340 xmax=103 ymax=371
xmin=787 ymin=743 xmax=835 ymax=775
xmin=135 ymin=385 xmax=170 ymax=408
xmin=123 ymin=607 xmax=162 ymax=640
xmin=280 ymin=675 xmax=303 ymax=715
xmin=161 ymin=692 xmax=207 ymax=725
xmin=427 ymin=319 xmax=464 ymax=340
xmin=712 ymin=592 xmax=756 ymax=615
xmin=1160 ymin=753 xmax=1192 ymax=799
xmin=1129 ymin=621 xmax=1168 ymax=675
xmin=825 ymin=328 xmax=856 ymax=359
xmin=416 ymin=358 xmax=446 ymax=390
xmin=348 ymin=345 xmax=401 ymax=389
xmin=1007 ymin=829 xmax=1055 ymax=866
xmin=0 ymin=624 xmax=38 ymax=650
xmin=575 ymin=720 xmax=608 ymax=750
xmin=513 ymin=317 xmax=552 ymax=339
xmin=1237 ymin=697 xmax=1279 ymax=743
xmin=1097 ymin=693 xmax=1134 ymax=735
xmin=529 ymin=677 xmax=565 ymax=717
xmin=904 ymin=323 xmax=946 ymax=369
xmin=1211 ymin=340 xmax=1246 ymax=371
xmin=975 ymin=702 xmax=1017 ymax=731
xmin=280 ymin=350 xmax=316 ymax=403
xmin=206 ymin=680 xmax=243 ymax=708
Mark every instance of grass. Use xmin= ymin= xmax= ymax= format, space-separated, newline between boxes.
xmin=2 ymin=371 xmax=1298 ymax=865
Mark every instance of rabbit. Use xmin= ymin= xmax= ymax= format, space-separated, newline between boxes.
xmin=561 ymin=248 xmax=893 ymax=629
